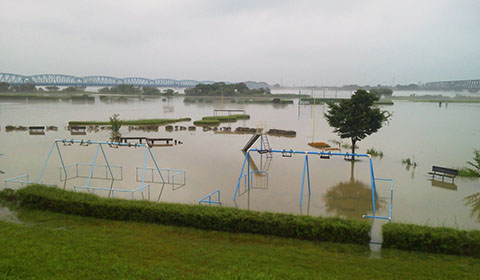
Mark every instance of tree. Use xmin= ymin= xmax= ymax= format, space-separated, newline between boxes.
xmin=0 ymin=82 xmax=10 ymax=92
xmin=46 ymin=86 xmax=59 ymax=92
xmin=11 ymin=83 xmax=36 ymax=92
xmin=370 ymin=88 xmax=393 ymax=98
xmin=111 ymin=84 xmax=140 ymax=94
xmin=109 ymin=113 xmax=122 ymax=141
xmin=162 ymin=89 xmax=175 ymax=96
xmin=98 ymin=87 xmax=110 ymax=93
xmin=142 ymin=86 xmax=160 ymax=95
xmin=324 ymin=89 xmax=390 ymax=160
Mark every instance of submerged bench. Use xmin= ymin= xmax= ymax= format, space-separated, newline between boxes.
xmin=120 ymin=137 xmax=174 ymax=147
xmin=428 ymin=165 xmax=458 ymax=183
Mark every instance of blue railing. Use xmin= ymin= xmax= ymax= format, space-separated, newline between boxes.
xmin=199 ymin=189 xmax=222 ymax=205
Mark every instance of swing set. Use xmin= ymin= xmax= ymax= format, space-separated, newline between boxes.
xmin=4 ymin=139 xmax=186 ymax=199
xmin=234 ymin=148 xmax=394 ymax=221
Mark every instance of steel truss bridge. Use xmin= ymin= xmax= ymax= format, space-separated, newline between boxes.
xmin=0 ymin=73 xmax=215 ymax=87
xmin=425 ymin=79 xmax=480 ymax=91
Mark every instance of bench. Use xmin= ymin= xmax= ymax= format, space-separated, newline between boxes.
xmin=428 ymin=165 xmax=458 ymax=183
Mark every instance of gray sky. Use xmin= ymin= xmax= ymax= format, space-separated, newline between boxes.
xmin=1 ymin=0 xmax=479 ymax=86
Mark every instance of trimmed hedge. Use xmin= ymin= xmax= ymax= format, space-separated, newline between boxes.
xmin=383 ymin=223 xmax=480 ymax=257
xmin=13 ymin=185 xmax=371 ymax=245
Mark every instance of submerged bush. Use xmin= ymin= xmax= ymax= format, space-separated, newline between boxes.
xmin=458 ymin=149 xmax=480 ymax=178
xmin=193 ymin=119 xmax=220 ymax=126
xmin=13 ymin=185 xmax=372 ymax=245
xmin=366 ymin=148 xmax=384 ymax=158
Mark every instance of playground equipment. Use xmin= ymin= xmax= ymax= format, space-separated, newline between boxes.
xmin=135 ymin=167 xmax=186 ymax=188
xmin=199 ymin=189 xmax=222 ymax=205
xmin=234 ymin=148 xmax=394 ymax=221
xmin=241 ymin=122 xmax=272 ymax=158
xmin=4 ymin=139 xmax=186 ymax=199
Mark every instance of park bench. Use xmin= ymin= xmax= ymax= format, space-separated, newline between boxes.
xmin=428 ymin=165 xmax=458 ymax=183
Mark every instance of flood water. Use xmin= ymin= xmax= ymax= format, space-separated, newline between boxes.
xmin=0 ymin=90 xmax=479 ymax=230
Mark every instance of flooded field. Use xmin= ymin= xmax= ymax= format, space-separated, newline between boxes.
xmin=0 ymin=90 xmax=479 ymax=230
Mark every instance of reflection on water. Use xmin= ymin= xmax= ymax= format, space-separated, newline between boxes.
xmin=324 ymin=179 xmax=383 ymax=219
xmin=323 ymin=162 xmax=384 ymax=219
xmin=430 ymin=179 xmax=457 ymax=191
xmin=465 ymin=193 xmax=480 ymax=222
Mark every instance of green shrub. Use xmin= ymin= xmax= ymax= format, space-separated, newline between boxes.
xmin=183 ymin=98 xmax=196 ymax=103
xmin=202 ymin=114 xmax=250 ymax=122
xmin=231 ymin=114 xmax=251 ymax=120
xmin=13 ymin=185 xmax=371 ymax=245
xmin=366 ymin=148 xmax=384 ymax=158
xmin=193 ymin=119 xmax=220 ymax=126
xmin=458 ymin=149 xmax=480 ymax=178
xmin=382 ymin=223 xmax=480 ymax=257
xmin=0 ymin=188 xmax=16 ymax=202
xmin=202 ymin=116 xmax=237 ymax=122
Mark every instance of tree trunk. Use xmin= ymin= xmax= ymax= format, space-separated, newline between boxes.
xmin=350 ymin=160 xmax=355 ymax=183
xmin=351 ymin=139 xmax=356 ymax=161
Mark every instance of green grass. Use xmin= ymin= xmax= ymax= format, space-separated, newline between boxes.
xmin=193 ymin=119 xmax=221 ymax=126
xmin=202 ymin=116 xmax=238 ymax=122
xmin=0 ymin=208 xmax=479 ymax=279
xmin=194 ymin=114 xmax=250 ymax=126
xmin=202 ymin=114 xmax=250 ymax=121
xmin=68 ymin=118 xmax=191 ymax=126
xmin=237 ymin=99 xmax=294 ymax=104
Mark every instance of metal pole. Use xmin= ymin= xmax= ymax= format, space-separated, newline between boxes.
xmin=141 ymin=146 xmax=148 ymax=190
xmin=37 ymin=142 xmax=56 ymax=183
xmin=247 ymin=153 xmax=251 ymax=190
xmin=369 ymin=157 xmax=376 ymax=214
xmin=55 ymin=142 xmax=67 ymax=183
xmin=99 ymin=144 xmax=114 ymax=180
xmin=300 ymin=155 xmax=308 ymax=206
xmin=86 ymin=144 xmax=101 ymax=188
xmin=234 ymin=152 xmax=249 ymax=201
xmin=306 ymin=155 xmax=311 ymax=195
xmin=148 ymin=147 xmax=165 ymax=183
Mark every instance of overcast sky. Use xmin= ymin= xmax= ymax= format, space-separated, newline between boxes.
xmin=1 ymin=0 xmax=479 ymax=86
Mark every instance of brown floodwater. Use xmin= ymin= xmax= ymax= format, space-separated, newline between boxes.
xmin=0 ymin=91 xmax=479 ymax=230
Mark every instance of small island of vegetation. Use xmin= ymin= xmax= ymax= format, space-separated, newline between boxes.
xmin=184 ymin=82 xmax=270 ymax=96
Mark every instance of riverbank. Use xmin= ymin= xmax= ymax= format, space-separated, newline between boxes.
xmin=1 ymin=207 xmax=479 ymax=279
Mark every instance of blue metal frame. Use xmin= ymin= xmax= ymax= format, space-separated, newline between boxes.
xmin=60 ymin=163 xmax=123 ymax=181
xmin=199 ymin=189 xmax=222 ymax=205
xmin=5 ymin=139 xmax=174 ymax=200
xmin=135 ymin=167 xmax=185 ymax=186
xmin=234 ymin=148 xmax=394 ymax=221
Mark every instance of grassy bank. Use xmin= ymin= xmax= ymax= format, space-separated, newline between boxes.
xmin=392 ymin=95 xmax=480 ymax=103
xmin=68 ymin=118 xmax=191 ymax=126
xmin=194 ymin=114 xmax=251 ymax=126
xmin=1 ymin=208 xmax=479 ymax=279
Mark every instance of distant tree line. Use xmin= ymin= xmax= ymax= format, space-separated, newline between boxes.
xmin=340 ymin=83 xmax=420 ymax=92
xmin=0 ymin=82 xmax=85 ymax=93
xmin=369 ymin=88 xmax=393 ymax=98
xmin=184 ymin=82 xmax=271 ymax=96
xmin=98 ymin=85 xmax=177 ymax=96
